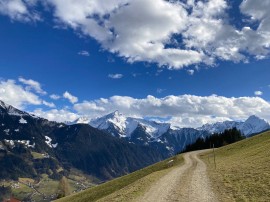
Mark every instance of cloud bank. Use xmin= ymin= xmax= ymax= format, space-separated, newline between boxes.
xmin=1 ymin=78 xmax=270 ymax=127
xmin=70 ymin=94 xmax=270 ymax=127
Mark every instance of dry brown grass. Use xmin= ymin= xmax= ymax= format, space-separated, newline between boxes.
xmin=202 ymin=131 xmax=270 ymax=202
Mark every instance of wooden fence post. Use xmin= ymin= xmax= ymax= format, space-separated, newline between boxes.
xmin=213 ymin=144 xmax=216 ymax=169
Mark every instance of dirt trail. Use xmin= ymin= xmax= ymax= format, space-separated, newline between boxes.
xmin=136 ymin=150 xmax=218 ymax=202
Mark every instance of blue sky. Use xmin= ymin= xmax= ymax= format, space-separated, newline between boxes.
xmin=0 ymin=0 xmax=270 ymax=127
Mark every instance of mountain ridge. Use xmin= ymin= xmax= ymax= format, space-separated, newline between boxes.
xmin=0 ymin=100 xmax=165 ymax=182
xmin=71 ymin=111 xmax=270 ymax=155
xmin=73 ymin=111 xmax=270 ymax=138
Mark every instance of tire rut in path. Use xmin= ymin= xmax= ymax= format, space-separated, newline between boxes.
xmin=136 ymin=150 xmax=218 ymax=202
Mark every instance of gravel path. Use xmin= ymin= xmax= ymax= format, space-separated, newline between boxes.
xmin=136 ymin=150 xmax=218 ymax=202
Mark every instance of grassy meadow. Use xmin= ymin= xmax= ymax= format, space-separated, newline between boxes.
xmin=202 ymin=130 xmax=270 ymax=201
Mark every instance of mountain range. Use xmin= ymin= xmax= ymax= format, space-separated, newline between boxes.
xmin=0 ymin=100 xmax=165 ymax=181
xmin=71 ymin=111 xmax=270 ymax=154
xmin=1 ymin=99 xmax=269 ymax=183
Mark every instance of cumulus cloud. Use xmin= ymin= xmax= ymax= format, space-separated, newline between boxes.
xmin=0 ymin=0 xmax=40 ymax=22
xmin=169 ymin=115 xmax=232 ymax=129
xmin=108 ymin=74 xmax=123 ymax=79
xmin=187 ymin=69 xmax=195 ymax=75
xmin=0 ymin=79 xmax=42 ymax=109
xmin=254 ymin=91 xmax=263 ymax=96
xmin=44 ymin=0 xmax=270 ymax=69
xmin=74 ymin=101 xmax=105 ymax=113
xmin=73 ymin=94 xmax=270 ymax=127
xmin=1 ymin=0 xmax=270 ymax=69
xmin=42 ymin=100 xmax=55 ymax=108
xmin=50 ymin=94 xmax=60 ymax=100
xmin=63 ymin=91 xmax=78 ymax=104
xmin=78 ymin=50 xmax=90 ymax=56
xmin=19 ymin=77 xmax=47 ymax=95
xmin=33 ymin=108 xmax=79 ymax=123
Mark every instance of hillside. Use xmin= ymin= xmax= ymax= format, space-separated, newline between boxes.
xmin=202 ymin=130 xmax=270 ymax=201
xmin=56 ymin=154 xmax=184 ymax=202
xmin=57 ymin=130 xmax=270 ymax=202
xmin=0 ymin=100 xmax=165 ymax=200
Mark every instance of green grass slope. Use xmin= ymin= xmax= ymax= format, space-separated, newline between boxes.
xmin=203 ymin=130 xmax=270 ymax=202
xmin=56 ymin=154 xmax=183 ymax=202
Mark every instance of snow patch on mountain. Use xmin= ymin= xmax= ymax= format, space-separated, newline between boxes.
xmin=4 ymin=129 xmax=10 ymax=135
xmin=19 ymin=117 xmax=27 ymax=124
xmin=45 ymin=136 xmax=57 ymax=148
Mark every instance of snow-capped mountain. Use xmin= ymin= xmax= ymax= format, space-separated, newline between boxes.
xmin=71 ymin=116 xmax=91 ymax=124
xmin=72 ymin=111 xmax=270 ymax=155
xmin=197 ymin=121 xmax=242 ymax=134
xmin=0 ymin=100 xmax=28 ymax=116
xmin=0 ymin=100 xmax=164 ymax=182
xmin=84 ymin=111 xmax=208 ymax=154
xmin=198 ymin=115 xmax=270 ymax=136
xmin=87 ymin=111 xmax=170 ymax=139
xmin=238 ymin=115 xmax=270 ymax=136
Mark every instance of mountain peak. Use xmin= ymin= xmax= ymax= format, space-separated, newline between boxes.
xmin=107 ymin=110 xmax=122 ymax=118
xmin=246 ymin=115 xmax=264 ymax=122
xmin=239 ymin=115 xmax=270 ymax=136
xmin=0 ymin=100 xmax=9 ymax=109
xmin=75 ymin=117 xmax=91 ymax=124
xmin=89 ymin=111 xmax=171 ymax=138
xmin=0 ymin=100 xmax=27 ymax=116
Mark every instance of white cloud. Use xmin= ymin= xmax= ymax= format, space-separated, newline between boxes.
xmin=108 ymin=74 xmax=123 ymax=79
xmin=2 ymin=0 xmax=270 ymax=69
xmin=42 ymin=100 xmax=55 ymax=108
xmin=0 ymin=79 xmax=42 ymax=109
xmin=78 ymin=50 xmax=90 ymax=56
xmin=50 ymin=94 xmax=60 ymax=100
xmin=63 ymin=91 xmax=78 ymax=104
xmin=157 ymin=88 xmax=166 ymax=94
xmin=187 ymin=69 xmax=195 ymax=75
xmin=19 ymin=77 xmax=47 ymax=95
xmin=33 ymin=108 xmax=79 ymax=123
xmin=45 ymin=0 xmax=270 ymax=69
xmin=73 ymin=94 xmax=270 ymax=127
xmin=47 ymin=0 xmax=204 ymax=69
xmin=254 ymin=91 xmax=263 ymax=96
xmin=169 ymin=115 xmax=232 ymax=129
xmin=0 ymin=0 xmax=40 ymax=22
xmin=73 ymin=101 xmax=105 ymax=113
